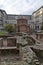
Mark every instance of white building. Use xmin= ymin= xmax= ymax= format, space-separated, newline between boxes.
xmin=32 ymin=6 xmax=43 ymax=32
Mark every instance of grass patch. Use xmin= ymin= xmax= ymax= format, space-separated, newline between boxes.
xmin=0 ymin=31 xmax=8 ymax=35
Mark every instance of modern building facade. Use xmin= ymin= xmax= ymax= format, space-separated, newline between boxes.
xmin=0 ymin=10 xmax=7 ymax=31
xmin=32 ymin=6 xmax=43 ymax=31
xmin=0 ymin=6 xmax=43 ymax=33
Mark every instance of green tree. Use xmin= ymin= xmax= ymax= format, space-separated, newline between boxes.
xmin=4 ymin=24 xmax=14 ymax=33
xmin=41 ymin=22 xmax=43 ymax=30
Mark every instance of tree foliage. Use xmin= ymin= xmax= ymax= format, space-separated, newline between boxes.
xmin=4 ymin=24 xmax=14 ymax=33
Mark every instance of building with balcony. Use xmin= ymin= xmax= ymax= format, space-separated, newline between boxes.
xmin=0 ymin=9 xmax=7 ymax=31
xmin=32 ymin=6 xmax=43 ymax=31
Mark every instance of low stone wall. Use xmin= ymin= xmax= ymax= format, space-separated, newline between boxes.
xmin=0 ymin=37 xmax=17 ymax=47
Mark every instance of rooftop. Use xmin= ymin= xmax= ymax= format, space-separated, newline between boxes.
xmin=32 ymin=6 xmax=43 ymax=14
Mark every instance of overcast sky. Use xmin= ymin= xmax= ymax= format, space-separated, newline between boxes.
xmin=0 ymin=0 xmax=43 ymax=15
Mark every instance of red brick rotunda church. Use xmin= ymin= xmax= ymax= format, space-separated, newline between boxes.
xmin=16 ymin=18 xmax=30 ymax=33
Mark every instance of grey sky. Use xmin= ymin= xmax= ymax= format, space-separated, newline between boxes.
xmin=0 ymin=0 xmax=43 ymax=15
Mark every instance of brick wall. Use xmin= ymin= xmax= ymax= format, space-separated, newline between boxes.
xmin=16 ymin=18 xmax=30 ymax=33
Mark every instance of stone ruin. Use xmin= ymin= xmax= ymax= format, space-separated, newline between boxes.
xmin=0 ymin=35 xmax=40 ymax=65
